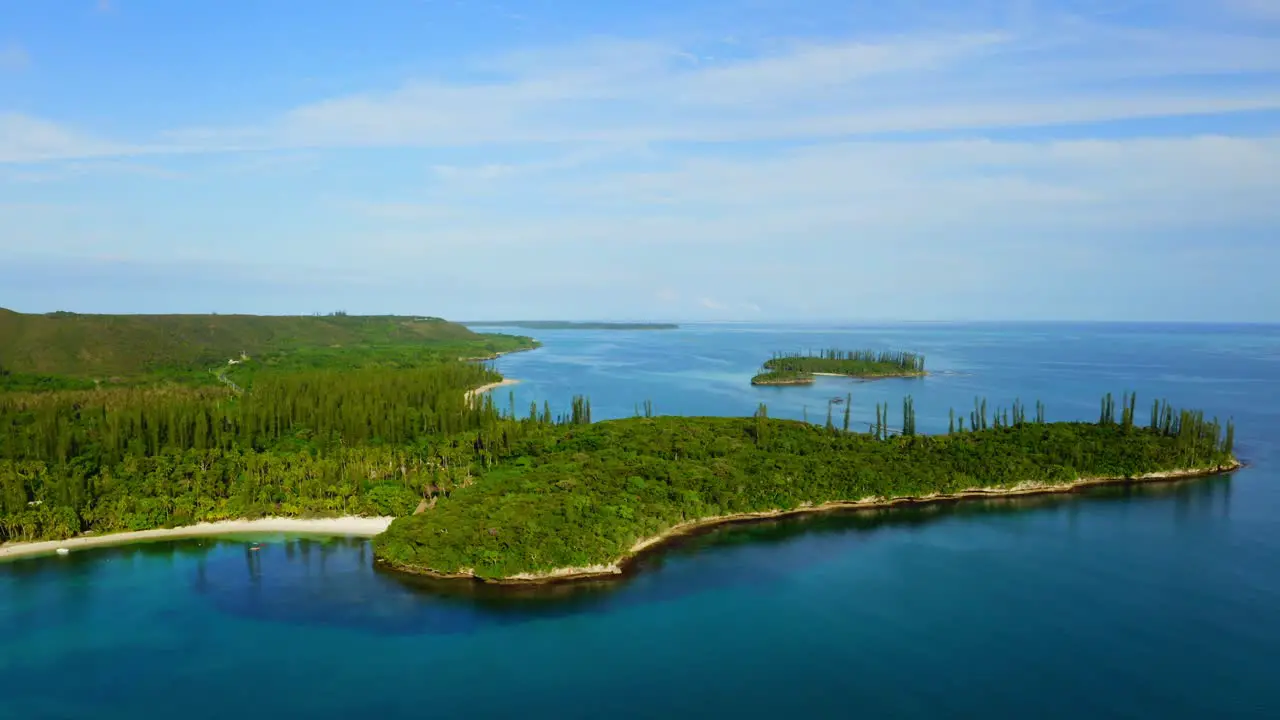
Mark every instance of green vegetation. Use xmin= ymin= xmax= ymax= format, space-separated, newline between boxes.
xmin=374 ymin=395 xmax=1236 ymax=580
xmin=751 ymin=349 xmax=926 ymax=385
xmin=0 ymin=310 xmax=1240 ymax=587
xmin=0 ymin=366 xmax=607 ymax=542
xmin=0 ymin=309 xmax=548 ymax=542
xmin=0 ymin=308 xmax=537 ymax=385
xmin=465 ymin=321 xmax=679 ymax=330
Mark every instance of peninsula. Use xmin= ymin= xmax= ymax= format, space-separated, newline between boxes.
xmin=373 ymin=397 xmax=1238 ymax=583
xmin=752 ymin=349 xmax=926 ymax=385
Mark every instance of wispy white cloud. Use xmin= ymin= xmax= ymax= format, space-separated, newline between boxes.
xmin=5 ymin=15 xmax=1280 ymax=163
xmin=346 ymin=135 xmax=1280 ymax=256
xmin=0 ymin=114 xmax=142 ymax=164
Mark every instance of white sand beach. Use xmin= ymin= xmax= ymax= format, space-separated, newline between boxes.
xmin=465 ymin=378 xmax=520 ymax=400
xmin=0 ymin=516 xmax=393 ymax=562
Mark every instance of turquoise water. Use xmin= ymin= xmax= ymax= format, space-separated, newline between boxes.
xmin=3 ymin=323 xmax=1279 ymax=719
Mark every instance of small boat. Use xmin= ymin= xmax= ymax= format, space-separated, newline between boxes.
xmin=830 ymin=397 xmax=845 ymax=404
xmin=55 ymin=548 xmax=70 ymax=556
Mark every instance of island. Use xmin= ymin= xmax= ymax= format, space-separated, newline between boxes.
xmin=464 ymin=321 xmax=679 ymax=330
xmin=752 ymin=349 xmax=926 ymax=385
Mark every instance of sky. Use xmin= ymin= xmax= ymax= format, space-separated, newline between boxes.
xmin=1 ymin=0 xmax=1278 ymax=322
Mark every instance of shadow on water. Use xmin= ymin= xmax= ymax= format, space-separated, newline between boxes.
xmin=205 ymin=473 xmax=1233 ymax=635
xmin=6 ymin=475 xmax=1232 ymax=638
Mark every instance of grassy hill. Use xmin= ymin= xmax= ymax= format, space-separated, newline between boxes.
xmin=0 ymin=308 xmax=530 ymax=380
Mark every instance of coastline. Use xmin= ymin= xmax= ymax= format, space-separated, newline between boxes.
xmin=0 ymin=516 xmax=393 ymax=562
xmin=381 ymin=461 xmax=1242 ymax=585
xmin=753 ymin=371 xmax=926 ymax=385
xmin=458 ymin=345 xmax=539 ymax=362
xmin=810 ymin=371 xmax=927 ymax=379
xmin=465 ymin=378 xmax=520 ymax=400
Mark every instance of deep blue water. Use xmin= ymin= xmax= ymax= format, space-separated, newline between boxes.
xmin=3 ymin=323 xmax=1279 ymax=719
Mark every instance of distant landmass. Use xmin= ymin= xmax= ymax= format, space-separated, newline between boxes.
xmin=464 ymin=321 xmax=679 ymax=330
xmin=0 ymin=308 xmax=536 ymax=387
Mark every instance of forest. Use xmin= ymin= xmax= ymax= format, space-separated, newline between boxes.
xmin=752 ymin=349 xmax=926 ymax=385
xmin=0 ymin=311 xmax=545 ymax=541
xmin=0 ymin=310 xmax=1240 ymax=583
xmin=0 ymin=307 xmax=537 ymax=386
xmin=0 ymin=362 xmax=601 ymax=541
xmin=373 ymin=398 xmax=1237 ymax=580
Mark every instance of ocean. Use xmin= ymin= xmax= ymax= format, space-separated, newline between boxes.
xmin=2 ymin=322 xmax=1278 ymax=718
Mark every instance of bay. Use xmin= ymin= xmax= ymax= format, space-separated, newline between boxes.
xmin=2 ymin=322 xmax=1278 ymax=719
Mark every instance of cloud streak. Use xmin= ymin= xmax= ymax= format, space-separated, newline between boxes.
xmin=3 ymin=1 xmax=1278 ymax=320
xmin=4 ymin=15 xmax=1280 ymax=163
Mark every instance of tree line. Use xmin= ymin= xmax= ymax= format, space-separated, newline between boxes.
xmin=375 ymin=411 xmax=1239 ymax=579
xmin=0 ymin=354 xmax=1237 ymax=546
xmin=764 ymin=349 xmax=925 ymax=374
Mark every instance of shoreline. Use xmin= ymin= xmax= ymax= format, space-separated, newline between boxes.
xmin=380 ymin=461 xmax=1242 ymax=585
xmin=465 ymin=378 xmax=520 ymax=400
xmin=458 ymin=345 xmax=539 ymax=362
xmin=811 ymin=371 xmax=927 ymax=380
xmin=753 ymin=371 xmax=926 ymax=386
xmin=0 ymin=516 xmax=393 ymax=562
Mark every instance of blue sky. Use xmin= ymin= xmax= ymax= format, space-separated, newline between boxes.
xmin=1 ymin=0 xmax=1278 ymax=321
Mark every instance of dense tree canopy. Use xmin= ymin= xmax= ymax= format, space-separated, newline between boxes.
xmin=0 ymin=311 xmax=1238 ymax=586
xmin=752 ymin=349 xmax=925 ymax=385
xmin=374 ymin=404 xmax=1235 ymax=579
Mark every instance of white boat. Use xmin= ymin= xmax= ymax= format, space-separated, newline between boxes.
xmin=55 ymin=548 xmax=70 ymax=556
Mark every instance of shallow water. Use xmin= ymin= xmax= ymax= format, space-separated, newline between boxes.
xmin=2 ymin=323 xmax=1278 ymax=719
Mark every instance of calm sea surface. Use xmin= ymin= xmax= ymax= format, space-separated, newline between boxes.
xmin=2 ymin=323 xmax=1279 ymax=719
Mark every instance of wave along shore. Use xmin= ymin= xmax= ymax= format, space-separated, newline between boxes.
xmin=0 ymin=516 xmax=393 ymax=562
xmin=380 ymin=462 xmax=1241 ymax=585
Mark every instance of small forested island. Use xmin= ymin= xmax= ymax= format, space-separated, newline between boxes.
xmin=752 ymin=349 xmax=926 ymax=385
xmin=465 ymin=321 xmax=679 ymax=330
xmin=0 ymin=309 xmax=1241 ymax=584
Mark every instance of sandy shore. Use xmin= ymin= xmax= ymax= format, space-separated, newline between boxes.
xmin=385 ymin=461 xmax=1241 ymax=585
xmin=754 ymin=371 xmax=925 ymax=386
xmin=811 ymin=371 xmax=927 ymax=379
xmin=465 ymin=378 xmax=520 ymax=400
xmin=0 ymin=516 xmax=393 ymax=562
xmin=458 ymin=346 xmax=539 ymax=362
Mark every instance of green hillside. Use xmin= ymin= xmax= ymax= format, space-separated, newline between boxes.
xmin=0 ymin=308 xmax=533 ymax=380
